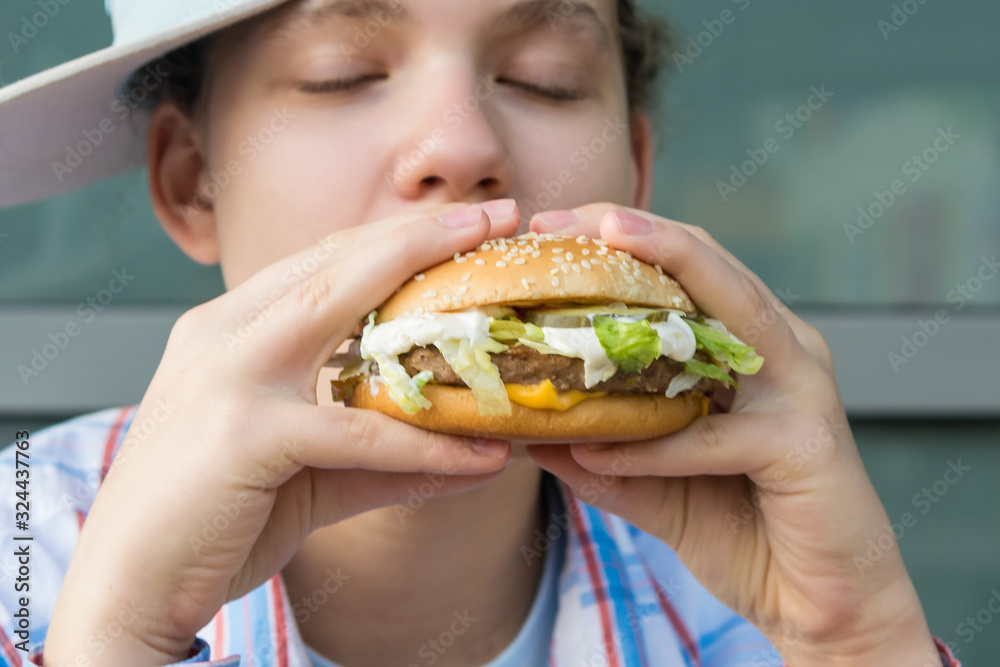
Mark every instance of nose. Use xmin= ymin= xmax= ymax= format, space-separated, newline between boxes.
xmin=388 ymin=67 xmax=512 ymax=203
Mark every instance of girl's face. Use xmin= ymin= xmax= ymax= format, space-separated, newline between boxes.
xmin=181 ymin=0 xmax=649 ymax=285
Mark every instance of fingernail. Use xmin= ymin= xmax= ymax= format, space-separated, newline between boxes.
xmin=533 ymin=209 xmax=579 ymax=230
xmin=481 ymin=199 xmax=517 ymax=220
xmin=614 ymin=210 xmax=653 ymax=236
xmin=472 ymin=438 xmax=510 ymax=459
xmin=439 ymin=206 xmax=487 ymax=229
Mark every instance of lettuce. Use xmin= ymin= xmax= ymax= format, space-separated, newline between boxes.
xmin=437 ymin=338 xmax=512 ymax=416
xmin=685 ymin=319 xmax=764 ymax=375
xmin=368 ymin=353 xmax=434 ymax=414
xmin=683 ymin=358 xmax=738 ymax=389
xmin=591 ymin=316 xmax=662 ymax=374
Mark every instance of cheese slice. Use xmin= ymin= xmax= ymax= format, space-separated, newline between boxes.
xmin=505 ymin=380 xmax=607 ymax=411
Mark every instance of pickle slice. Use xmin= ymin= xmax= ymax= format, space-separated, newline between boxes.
xmin=522 ymin=305 xmax=681 ymax=328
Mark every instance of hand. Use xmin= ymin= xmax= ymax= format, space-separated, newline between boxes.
xmin=526 ymin=205 xmax=940 ymax=665
xmin=44 ymin=201 xmax=520 ymax=666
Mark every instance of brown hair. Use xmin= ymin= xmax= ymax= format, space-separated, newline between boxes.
xmin=126 ymin=0 xmax=673 ymax=122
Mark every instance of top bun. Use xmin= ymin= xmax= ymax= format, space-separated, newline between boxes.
xmin=378 ymin=233 xmax=696 ymax=322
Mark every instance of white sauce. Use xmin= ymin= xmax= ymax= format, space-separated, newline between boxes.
xmin=361 ymin=311 xmax=491 ymax=358
xmin=538 ymin=327 xmax=619 ymax=388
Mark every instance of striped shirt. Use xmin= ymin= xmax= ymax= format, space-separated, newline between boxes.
xmin=0 ymin=406 xmax=959 ymax=666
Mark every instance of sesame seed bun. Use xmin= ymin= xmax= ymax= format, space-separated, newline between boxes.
xmin=350 ymin=380 xmax=709 ymax=443
xmin=376 ymin=233 xmax=695 ymax=322
xmin=343 ymin=233 xmax=713 ymax=442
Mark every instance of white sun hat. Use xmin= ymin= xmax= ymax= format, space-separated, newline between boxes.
xmin=0 ymin=0 xmax=293 ymax=209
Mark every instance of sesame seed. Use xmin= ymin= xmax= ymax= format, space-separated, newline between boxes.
xmin=624 ymin=275 xmax=636 ymax=285
xmin=550 ymin=268 xmax=559 ymax=275
xmin=521 ymin=279 xmax=533 ymax=291
xmin=552 ymin=257 xmax=564 ymax=264
xmin=532 ymin=251 xmax=541 ymax=258
xmin=597 ymin=248 xmax=609 ymax=256
xmin=480 ymin=243 xmax=491 ymax=251
xmin=572 ymin=264 xmax=581 ymax=273
xmin=576 ymin=235 xmax=589 ymax=244
xmin=560 ymin=263 xmax=571 ymax=274
xmin=466 ymin=251 xmax=476 ymax=257
xmin=581 ymin=249 xmax=591 ymax=256
xmin=551 ymin=277 xmax=559 ymax=286
xmin=655 ymin=265 xmax=664 ymax=275
xmin=453 ymin=252 xmax=462 ymax=261
xmin=455 ymin=256 xmax=468 ymax=263
xmin=461 ymin=272 xmax=472 ymax=282
xmin=566 ymin=252 xmax=574 ymax=261
xmin=496 ymin=261 xmax=507 ymax=268
xmin=475 ymin=259 xmax=486 ymax=266
xmin=514 ymin=257 xmax=526 ymax=265
xmin=659 ymin=275 xmax=670 ymax=285
xmin=421 ymin=289 xmax=438 ymax=298
xmin=604 ymin=264 xmax=612 ymax=273
xmin=414 ymin=274 xmax=425 ymax=281
xmin=458 ymin=285 xmax=469 ymax=296
xmin=647 ymin=279 xmax=655 ymax=287
xmin=553 ymin=247 xmax=563 ymax=253
xmin=582 ymin=260 xmax=592 ymax=269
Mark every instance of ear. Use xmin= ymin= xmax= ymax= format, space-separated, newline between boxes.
xmin=146 ymin=102 xmax=220 ymax=265
xmin=629 ymin=111 xmax=655 ymax=211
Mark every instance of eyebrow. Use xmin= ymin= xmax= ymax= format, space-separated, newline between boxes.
xmin=491 ymin=0 xmax=612 ymax=51
xmin=275 ymin=0 xmax=611 ymax=50
xmin=293 ymin=0 xmax=412 ymax=22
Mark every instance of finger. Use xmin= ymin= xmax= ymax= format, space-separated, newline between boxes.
xmin=535 ymin=204 xmax=827 ymax=361
xmin=531 ymin=204 xmax=803 ymax=375
xmin=244 ymin=403 xmax=511 ymax=484
xmin=533 ymin=203 xmax=785 ymax=315
xmin=243 ymin=200 xmax=522 ymax=369
xmin=566 ymin=410 xmax=840 ymax=482
xmin=527 ymin=444 xmax=660 ymax=513
xmin=600 ymin=211 xmax=807 ymax=376
xmin=247 ymin=199 xmax=521 ymax=303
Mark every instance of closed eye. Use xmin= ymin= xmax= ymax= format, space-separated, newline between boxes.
xmin=298 ymin=74 xmax=387 ymax=94
xmin=496 ymin=77 xmax=585 ymax=102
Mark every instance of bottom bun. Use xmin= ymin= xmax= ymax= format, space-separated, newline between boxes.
xmin=349 ymin=380 xmax=708 ymax=443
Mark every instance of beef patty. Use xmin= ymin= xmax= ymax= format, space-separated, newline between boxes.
xmin=398 ymin=344 xmax=719 ymax=395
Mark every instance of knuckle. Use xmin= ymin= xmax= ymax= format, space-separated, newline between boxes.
xmin=694 ymin=417 xmax=727 ymax=454
xmin=346 ymin=409 xmax=380 ymax=457
xmin=740 ymin=273 xmax=772 ymax=317
xmin=295 ymin=271 xmax=339 ymax=318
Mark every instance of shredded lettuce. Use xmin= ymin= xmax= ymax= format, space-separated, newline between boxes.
xmin=683 ymin=358 xmax=738 ymax=389
xmin=591 ymin=316 xmax=662 ymax=374
xmin=685 ymin=319 xmax=764 ymax=375
xmin=437 ymin=338 xmax=512 ymax=416
xmin=369 ymin=354 xmax=434 ymax=414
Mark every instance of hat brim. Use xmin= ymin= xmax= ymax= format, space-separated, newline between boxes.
xmin=0 ymin=0 xmax=289 ymax=209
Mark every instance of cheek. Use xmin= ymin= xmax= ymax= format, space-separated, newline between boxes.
xmin=211 ymin=117 xmax=380 ymax=286
xmin=513 ymin=114 xmax=635 ymax=220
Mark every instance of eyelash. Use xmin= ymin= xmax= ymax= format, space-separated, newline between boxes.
xmin=496 ymin=78 xmax=585 ymax=102
xmin=298 ymin=74 xmax=386 ymax=93
xmin=299 ymin=75 xmax=584 ymax=102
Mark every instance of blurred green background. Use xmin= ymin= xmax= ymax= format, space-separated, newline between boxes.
xmin=1 ymin=0 xmax=998 ymax=663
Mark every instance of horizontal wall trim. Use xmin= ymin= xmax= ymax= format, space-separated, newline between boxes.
xmin=0 ymin=306 xmax=997 ymax=418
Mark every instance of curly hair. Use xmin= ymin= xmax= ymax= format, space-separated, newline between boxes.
xmin=125 ymin=0 xmax=673 ymax=121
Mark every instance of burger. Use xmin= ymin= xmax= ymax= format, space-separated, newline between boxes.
xmin=333 ymin=232 xmax=763 ymax=442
